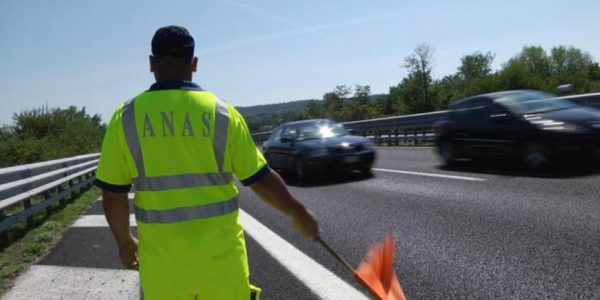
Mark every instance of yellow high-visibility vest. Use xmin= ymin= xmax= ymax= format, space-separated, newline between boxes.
xmin=96 ymin=81 xmax=268 ymax=299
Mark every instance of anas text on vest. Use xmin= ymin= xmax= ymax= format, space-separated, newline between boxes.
xmin=142 ymin=111 xmax=211 ymax=137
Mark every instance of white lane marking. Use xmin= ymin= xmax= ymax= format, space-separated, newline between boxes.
xmin=239 ymin=210 xmax=368 ymax=300
xmin=72 ymin=214 xmax=136 ymax=227
xmin=373 ymin=167 xmax=486 ymax=181
xmin=70 ymin=209 xmax=367 ymax=299
xmin=2 ymin=265 xmax=139 ymax=300
xmin=94 ymin=193 xmax=134 ymax=201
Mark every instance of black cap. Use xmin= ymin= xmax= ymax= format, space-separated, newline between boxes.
xmin=151 ymin=26 xmax=195 ymax=58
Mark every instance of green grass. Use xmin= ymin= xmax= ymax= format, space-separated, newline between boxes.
xmin=0 ymin=186 xmax=101 ymax=296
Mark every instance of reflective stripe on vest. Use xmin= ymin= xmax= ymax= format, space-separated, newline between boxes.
xmin=213 ymin=97 xmax=229 ymax=173
xmin=121 ymin=96 xmax=233 ymax=192
xmin=133 ymin=172 xmax=234 ymax=191
xmin=122 ymin=99 xmax=146 ymax=177
xmin=134 ymin=197 xmax=239 ymax=223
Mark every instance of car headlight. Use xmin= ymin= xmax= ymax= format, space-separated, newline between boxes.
xmin=589 ymin=120 xmax=600 ymax=129
xmin=527 ymin=118 xmax=589 ymax=133
xmin=309 ymin=148 xmax=329 ymax=157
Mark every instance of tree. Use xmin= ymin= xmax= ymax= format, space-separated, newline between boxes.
xmin=323 ymin=85 xmax=351 ymax=121
xmin=550 ymin=46 xmax=597 ymax=93
xmin=458 ymin=51 xmax=495 ymax=80
xmin=402 ymin=43 xmax=436 ymax=113
xmin=431 ymin=74 xmax=465 ymax=109
xmin=518 ymin=46 xmax=552 ymax=76
xmin=304 ymin=100 xmax=326 ymax=119
xmin=496 ymin=45 xmax=600 ymax=93
xmin=344 ymin=85 xmax=373 ymax=121
xmin=498 ymin=46 xmax=553 ymax=91
xmin=374 ymin=93 xmax=399 ymax=117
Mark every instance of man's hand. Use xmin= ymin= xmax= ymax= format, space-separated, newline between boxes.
xmin=119 ymin=236 xmax=139 ymax=270
xmin=292 ymin=208 xmax=320 ymax=240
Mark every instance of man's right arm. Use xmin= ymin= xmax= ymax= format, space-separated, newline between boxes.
xmin=95 ymin=107 xmax=137 ymax=269
xmin=226 ymin=105 xmax=319 ymax=239
xmin=102 ymin=190 xmax=139 ymax=270
xmin=249 ymin=169 xmax=319 ymax=240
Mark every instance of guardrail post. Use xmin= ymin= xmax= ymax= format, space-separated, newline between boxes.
xmin=394 ymin=129 xmax=399 ymax=146
xmin=57 ymin=184 xmax=66 ymax=207
xmin=43 ymin=190 xmax=53 ymax=216
xmin=24 ymin=198 xmax=35 ymax=228
xmin=85 ymin=172 xmax=92 ymax=188
xmin=91 ymin=171 xmax=96 ymax=188
xmin=80 ymin=174 xmax=87 ymax=189
xmin=384 ymin=129 xmax=390 ymax=146
xmin=69 ymin=178 xmax=78 ymax=201
xmin=399 ymin=129 xmax=404 ymax=146
xmin=77 ymin=175 xmax=85 ymax=192
xmin=413 ymin=129 xmax=418 ymax=145
xmin=0 ymin=209 xmax=8 ymax=244
xmin=415 ymin=128 xmax=420 ymax=145
xmin=88 ymin=172 xmax=95 ymax=187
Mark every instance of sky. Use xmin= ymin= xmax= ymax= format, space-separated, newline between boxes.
xmin=1 ymin=0 xmax=599 ymax=125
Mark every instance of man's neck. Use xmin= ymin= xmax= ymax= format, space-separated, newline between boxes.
xmin=154 ymin=73 xmax=192 ymax=82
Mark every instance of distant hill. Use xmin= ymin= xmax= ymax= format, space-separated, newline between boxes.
xmin=235 ymin=94 xmax=384 ymax=117
xmin=235 ymin=99 xmax=317 ymax=117
xmin=236 ymin=94 xmax=385 ymax=132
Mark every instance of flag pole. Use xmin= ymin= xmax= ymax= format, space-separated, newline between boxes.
xmin=317 ymin=237 xmax=354 ymax=274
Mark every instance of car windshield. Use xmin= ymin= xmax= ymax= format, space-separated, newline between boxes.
xmin=495 ymin=91 xmax=575 ymax=114
xmin=295 ymin=122 xmax=348 ymax=141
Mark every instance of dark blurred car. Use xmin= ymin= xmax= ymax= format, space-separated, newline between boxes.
xmin=261 ymin=119 xmax=376 ymax=178
xmin=560 ymin=92 xmax=600 ymax=110
xmin=434 ymin=90 xmax=600 ymax=170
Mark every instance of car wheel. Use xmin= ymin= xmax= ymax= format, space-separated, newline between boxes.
xmin=295 ymin=158 xmax=306 ymax=180
xmin=360 ymin=164 xmax=372 ymax=175
xmin=522 ymin=144 xmax=551 ymax=171
xmin=438 ymin=142 xmax=456 ymax=165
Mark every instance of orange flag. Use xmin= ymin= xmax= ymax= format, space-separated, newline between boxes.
xmin=353 ymin=235 xmax=406 ymax=300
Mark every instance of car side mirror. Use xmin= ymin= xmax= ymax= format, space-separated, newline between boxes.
xmin=346 ymin=129 xmax=356 ymax=135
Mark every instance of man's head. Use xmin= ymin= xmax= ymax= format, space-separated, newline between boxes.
xmin=149 ymin=25 xmax=198 ymax=81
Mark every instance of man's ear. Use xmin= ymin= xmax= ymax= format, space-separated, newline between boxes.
xmin=191 ymin=56 xmax=198 ymax=73
xmin=149 ymin=55 xmax=156 ymax=72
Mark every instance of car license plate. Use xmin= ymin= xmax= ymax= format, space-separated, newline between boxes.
xmin=344 ymin=155 xmax=359 ymax=163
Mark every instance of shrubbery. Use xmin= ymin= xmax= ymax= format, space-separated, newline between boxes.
xmin=0 ymin=106 xmax=105 ymax=168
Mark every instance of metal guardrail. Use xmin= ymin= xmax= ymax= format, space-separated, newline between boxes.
xmin=0 ymin=154 xmax=99 ymax=234
xmin=343 ymin=110 xmax=447 ymax=146
xmin=251 ymin=110 xmax=447 ymax=146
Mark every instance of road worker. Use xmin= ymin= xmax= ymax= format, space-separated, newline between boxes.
xmin=95 ymin=25 xmax=320 ymax=300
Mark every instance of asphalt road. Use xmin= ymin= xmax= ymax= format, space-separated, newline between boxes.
xmin=242 ymin=147 xmax=600 ymax=299
xmin=4 ymin=147 xmax=600 ymax=299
